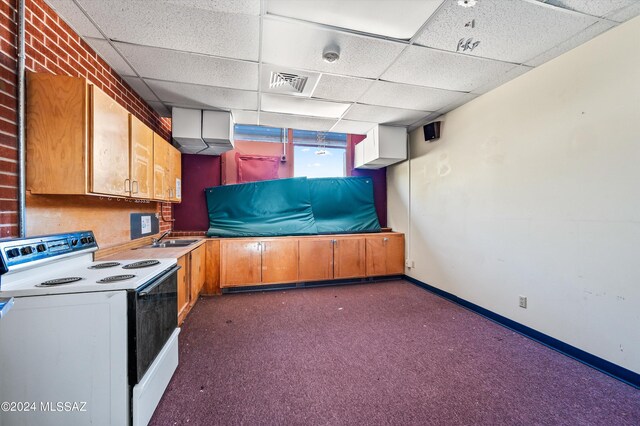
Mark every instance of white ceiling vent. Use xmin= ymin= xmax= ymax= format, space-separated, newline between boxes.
xmin=269 ymin=71 xmax=308 ymax=94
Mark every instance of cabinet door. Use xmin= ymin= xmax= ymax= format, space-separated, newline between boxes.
xmin=168 ymin=145 xmax=182 ymax=202
xmin=262 ymin=239 xmax=298 ymax=284
xmin=385 ymin=234 xmax=405 ymax=275
xmin=220 ymin=240 xmax=262 ymax=287
xmin=129 ymin=115 xmax=154 ymax=199
xmin=366 ymin=234 xmax=405 ymax=276
xmin=90 ymin=86 xmax=130 ymax=196
xmin=189 ymin=244 xmax=206 ymax=305
xmin=333 ymin=237 xmax=366 ymax=279
xmin=177 ymin=255 xmax=189 ymax=325
xmin=153 ymin=133 xmax=170 ymax=201
xmin=298 ymin=238 xmax=333 ymax=281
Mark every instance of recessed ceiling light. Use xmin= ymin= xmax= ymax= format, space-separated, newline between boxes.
xmin=457 ymin=0 xmax=477 ymax=7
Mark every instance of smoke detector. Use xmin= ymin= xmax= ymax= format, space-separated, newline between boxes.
xmin=269 ymin=72 xmax=308 ymax=93
xmin=457 ymin=0 xmax=477 ymax=7
xmin=322 ymin=45 xmax=340 ymax=63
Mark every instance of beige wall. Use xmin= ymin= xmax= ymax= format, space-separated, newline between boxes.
xmin=387 ymin=16 xmax=640 ymax=373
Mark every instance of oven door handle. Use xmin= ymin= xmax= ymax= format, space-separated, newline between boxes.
xmin=138 ymin=265 xmax=180 ymax=296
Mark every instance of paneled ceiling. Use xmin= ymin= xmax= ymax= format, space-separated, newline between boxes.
xmin=47 ymin=0 xmax=640 ymax=134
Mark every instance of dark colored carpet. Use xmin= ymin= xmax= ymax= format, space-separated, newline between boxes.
xmin=150 ymin=280 xmax=640 ymax=425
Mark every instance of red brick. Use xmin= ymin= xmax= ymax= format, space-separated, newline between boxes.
xmin=0 ymin=224 xmax=18 ymax=238
xmin=0 ymin=172 xmax=17 ymax=186
xmin=0 ymin=198 xmax=17 ymax=211
xmin=0 ymin=185 xmax=16 ymax=199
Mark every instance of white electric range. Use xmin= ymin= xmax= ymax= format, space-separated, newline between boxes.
xmin=0 ymin=231 xmax=180 ymax=426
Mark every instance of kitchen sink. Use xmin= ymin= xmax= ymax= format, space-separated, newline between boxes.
xmin=138 ymin=239 xmax=199 ymax=249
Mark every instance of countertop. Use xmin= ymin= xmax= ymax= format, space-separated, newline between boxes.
xmin=101 ymin=237 xmax=207 ymax=261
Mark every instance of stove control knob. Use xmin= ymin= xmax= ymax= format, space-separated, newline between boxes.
xmin=87 ymin=236 xmax=94 ymax=243
xmin=7 ymin=248 xmax=20 ymax=258
xmin=80 ymin=237 xmax=88 ymax=244
xmin=36 ymin=244 xmax=46 ymax=253
xmin=71 ymin=239 xmax=78 ymax=246
xmin=21 ymin=246 xmax=33 ymax=255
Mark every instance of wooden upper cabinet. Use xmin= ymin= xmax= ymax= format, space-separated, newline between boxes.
xmin=220 ymin=240 xmax=262 ymax=287
xmin=262 ymin=239 xmax=298 ymax=284
xmin=153 ymin=133 xmax=170 ymax=201
xmin=90 ymin=86 xmax=130 ymax=196
xmin=168 ymin=145 xmax=181 ymax=203
xmin=129 ymin=115 xmax=154 ymax=199
xmin=298 ymin=238 xmax=334 ymax=282
xmin=333 ymin=237 xmax=366 ymax=279
xmin=365 ymin=234 xmax=405 ymax=276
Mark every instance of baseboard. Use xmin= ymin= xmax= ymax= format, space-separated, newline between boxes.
xmin=222 ymin=275 xmax=403 ymax=294
xmin=403 ymin=275 xmax=640 ymax=389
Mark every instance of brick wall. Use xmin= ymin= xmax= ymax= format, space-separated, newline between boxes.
xmin=0 ymin=0 xmax=173 ymax=238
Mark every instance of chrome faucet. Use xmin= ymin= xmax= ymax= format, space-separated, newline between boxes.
xmin=152 ymin=230 xmax=171 ymax=246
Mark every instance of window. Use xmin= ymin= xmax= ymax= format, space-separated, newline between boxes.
xmin=292 ymin=130 xmax=347 ymax=178
xmin=234 ymin=124 xmax=286 ymax=143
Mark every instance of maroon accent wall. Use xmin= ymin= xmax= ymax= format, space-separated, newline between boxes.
xmin=348 ymin=134 xmax=387 ymax=227
xmin=173 ymin=154 xmax=221 ymax=231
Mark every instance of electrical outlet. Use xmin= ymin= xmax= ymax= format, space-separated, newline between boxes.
xmin=519 ymin=295 xmax=527 ymax=309
xmin=405 ymin=259 xmax=415 ymax=268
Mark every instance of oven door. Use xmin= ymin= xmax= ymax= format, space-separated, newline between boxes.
xmin=129 ymin=265 xmax=178 ymax=384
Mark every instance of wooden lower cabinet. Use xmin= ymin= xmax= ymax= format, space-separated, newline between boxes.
xmin=298 ymin=238 xmax=333 ymax=281
xmin=177 ymin=243 xmax=208 ymax=325
xmin=189 ymin=244 xmax=206 ymax=306
xmin=177 ymin=255 xmax=190 ymax=324
xmin=262 ymin=239 xmax=298 ymax=284
xmin=220 ymin=240 xmax=262 ymax=287
xmin=333 ymin=237 xmax=366 ymax=279
xmin=365 ymin=234 xmax=405 ymax=276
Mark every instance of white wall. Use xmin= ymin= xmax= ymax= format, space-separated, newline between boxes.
xmin=387 ymin=16 xmax=640 ymax=373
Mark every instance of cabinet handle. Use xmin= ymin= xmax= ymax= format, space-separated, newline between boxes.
xmin=333 ymin=239 xmax=338 ymax=246
xmin=124 ymin=178 xmax=131 ymax=194
xmin=257 ymin=242 xmax=262 ymax=252
xmin=383 ymin=237 xmax=389 ymax=244
xmin=132 ymin=180 xmax=139 ymax=194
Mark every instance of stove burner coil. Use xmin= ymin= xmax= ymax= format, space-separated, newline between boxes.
xmin=37 ymin=277 xmax=83 ymax=287
xmin=122 ymin=260 xmax=160 ymax=269
xmin=97 ymin=274 xmax=136 ymax=283
xmin=88 ymin=262 xmax=121 ymax=269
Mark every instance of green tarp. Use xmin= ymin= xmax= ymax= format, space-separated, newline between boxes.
xmin=206 ymin=176 xmax=380 ymax=237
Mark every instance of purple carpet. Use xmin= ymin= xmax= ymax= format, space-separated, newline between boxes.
xmin=150 ymin=280 xmax=640 ymax=425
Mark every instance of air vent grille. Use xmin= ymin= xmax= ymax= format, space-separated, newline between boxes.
xmin=269 ymin=72 xmax=308 ymax=93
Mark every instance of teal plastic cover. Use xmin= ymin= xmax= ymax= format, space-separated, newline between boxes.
xmin=206 ymin=177 xmax=318 ymax=237
xmin=308 ymin=177 xmax=381 ymax=234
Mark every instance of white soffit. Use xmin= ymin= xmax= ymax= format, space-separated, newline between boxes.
xmin=84 ymin=38 xmax=135 ymax=76
xmin=361 ymin=81 xmax=474 ymax=112
xmin=266 ymin=0 xmax=444 ymax=40
xmin=382 ymin=45 xmax=515 ymax=92
xmin=536 ymin=0 xmax=637 ymax=20
xmin=311 ymin=74 xmax=373 ymax=103
xmin=261 ymin=64 xmax=320 ymax=97
xmin=344 ymin=104 xmax=429 ymax=126
xmin=259 ymin=112 xmax=337 ymax=132
xmin=261 ymin=18 xmax=406 ymax=79
xmin=261 ymin=94 xmax=350 ymax=119
xmin=231 ymin=110 xmax=259 ymax=126
xmin=122 ymin=76 xmax=159 ymax=102
xmin=75 ymin=0 xmax=260 ymax=61
xmin=146 ymin=79 xmax=258 ymax=111
xmin=331 ymin=119 xmax=377 ymax=135
xmin=114 ymin=43 xmax=259 ymax=91
xmin=413 ymin=0 xmax=598 ymax=64
xmin=46 ymin=0 xmax=103 ymax=38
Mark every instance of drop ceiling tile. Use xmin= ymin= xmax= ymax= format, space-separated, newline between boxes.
xmin=85 ymin=38 xmax=135 ymax=76
xmin=76 ymin=0 xmax=260 ymax=61
xmin=231 ymin=110 xmax=259 ymax=125
xmin=161 ymin=0 xmax=260 ymax=15
xmin=261 ymin=94 xmax=350 ymax=118
xmin=46 ymin=0 xmax=103 ymax=38
xmin=261 ymin=64 xmax=320 ymax=97
xmin=115 ymin=43 xmax=258 ymax=91
xmin=122 ymin=76 xmax=159 ymax=102
xmin=147 ymin=101 xmax=171 ymax=117
xmin=262 ymin=18 xmax=406 ymax=79
xmin=259 ymin=112 xmax=337 ymax=132
xmin=266 ymin=0 xmax=443 ymax=39
xmin=344 ymin=104 xmax=429 ymax=126
xmin=537 ymin=0 xmax=637 ymax=20
xmin=311 ymin=74 xmax=373 ymax=103
xmin=524 ymin=20 xmax=616 ymax=67
xmin=382 ymin=45 xmax=515 ymax=92
xmin=413 ymin=0 xmax=598 ymax=63
xmin=605 ymin=2 xmax=640 ymax=22
xmin=408 ymin=112 xmax=443 ymax=131
xmin=331 ymin=120 xmax=377 ymax=135
xmin=470 ymin=64 xmax=532 ymax=95
xmin=146 ymin=79 xmax=258 ymax=111
xmin=361 ymin=81 xmax=473 ymax=111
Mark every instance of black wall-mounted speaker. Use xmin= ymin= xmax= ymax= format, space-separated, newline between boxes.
xmin=423 ymin=121 xmax=441 ymax=142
